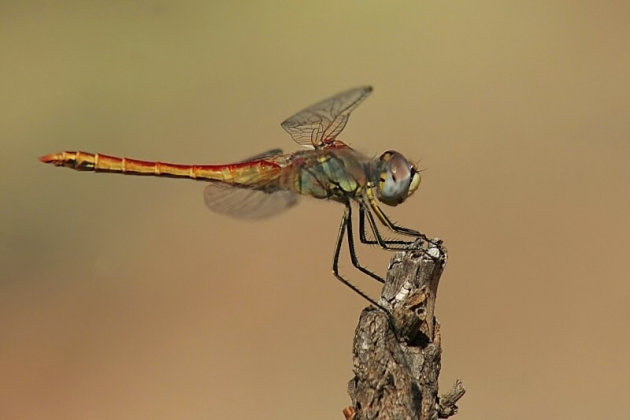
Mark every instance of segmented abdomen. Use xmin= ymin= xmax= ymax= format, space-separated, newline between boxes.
xmin=39 ymin=151 xmax=282 ymax=186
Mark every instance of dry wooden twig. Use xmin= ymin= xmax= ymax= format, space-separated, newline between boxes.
xmin=344 ymin=241 xmax=465 ymax=420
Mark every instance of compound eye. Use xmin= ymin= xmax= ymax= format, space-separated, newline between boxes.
xmin=377 ymin=151 xmax=413 ymax=206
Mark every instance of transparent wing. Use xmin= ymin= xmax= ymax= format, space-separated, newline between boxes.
xmin=238 ymin=148 xmax=284 ymax=162
xmin=204 ymin=183 xmax=299 ymax=219
xmin=281 ymin=86 xmax=373 ymax=148
xmin=203 ymin=148 xmax=297 ymax=219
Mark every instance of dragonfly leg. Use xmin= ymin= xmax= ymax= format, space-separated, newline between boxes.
xmin=359 ymin=203 xmax=414 ymax=248
xmin=332 ymin=204 xmax=388 ymax=311
xmin=345 ymin=204 xmax=385 ymax=284
xmin=361 ymin=200 xmax=443 ymax=254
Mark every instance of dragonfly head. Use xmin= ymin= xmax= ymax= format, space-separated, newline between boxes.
xmin=374 ymin=151 xmax=421 ymax=206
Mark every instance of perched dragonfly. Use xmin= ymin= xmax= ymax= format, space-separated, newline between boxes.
xmin=40 ymin=86 xmax=436 ymax=309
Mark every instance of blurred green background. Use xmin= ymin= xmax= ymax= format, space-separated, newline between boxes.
xmin=1 ymin=1 xmax=629 ymax=419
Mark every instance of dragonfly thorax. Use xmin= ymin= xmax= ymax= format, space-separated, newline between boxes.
xmin=275 ymin=144 xmax=372 ymax=204
xmin=373 ymin=151 xmax=420 ymax=206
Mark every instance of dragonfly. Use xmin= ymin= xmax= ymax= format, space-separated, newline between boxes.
xmin=40 ymin=86 xmax=437 ymax=309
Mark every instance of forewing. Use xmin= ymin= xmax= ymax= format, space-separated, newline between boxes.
xmin=281 ymin=86 xmax=373 ymax=148
xmin=238 ymin=148 xmax=284 ymax=162
xmin=204 ymin=183 xmax=299 ymax=219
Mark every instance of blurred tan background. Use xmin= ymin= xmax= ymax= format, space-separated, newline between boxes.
xmin=1 ymin=1 xmax=629 ymax=419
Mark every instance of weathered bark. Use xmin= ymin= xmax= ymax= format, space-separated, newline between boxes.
xmin=344 ymin=241 xmax=465 ymax=420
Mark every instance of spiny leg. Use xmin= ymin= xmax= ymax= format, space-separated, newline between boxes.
xmin=359 ymin=203 xmax=421 ymax=249
xmin=360 ymin=200 xmax=443 ymax=254
xmin=372 ymin=202 xmax=427 ymax=238
xmin=359 ymin=203 xmax=411 ymax=247
xmin=345 ymin=204 xmax=385 ymax=284
xmin=332 ymin=204 xmax=388 ymax=311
